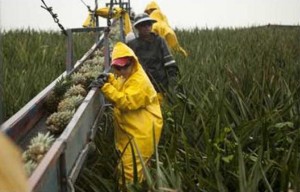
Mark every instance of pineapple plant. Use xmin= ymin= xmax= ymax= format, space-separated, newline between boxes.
xmin=46 ymin=110 xmax=75 ymax=134
xmin=57 ymin=95 xmax=84 ymax=112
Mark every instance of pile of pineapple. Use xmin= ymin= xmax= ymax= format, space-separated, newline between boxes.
xmin=22 ymin=19 xmax=123 ymax=177
xmin=22 ymin=49 xmax=105 ymax=176
xmin=23 ymin=132 xmax=55 ymax=176
xmin=45 ymin=51 xmax=104 ymax=135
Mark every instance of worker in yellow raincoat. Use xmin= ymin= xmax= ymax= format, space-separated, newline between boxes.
xmin=0 ymin=132 xmax=29 ymax=192
xmin=144 ymin=1 xmax=188 ymax=57
xmin=90 ymin=42 xmax=163 ymax=187
xmin=83 ymin=7 xmax=133 ymax=37
xmin=144 ymin=1 xmax=170 ymax=27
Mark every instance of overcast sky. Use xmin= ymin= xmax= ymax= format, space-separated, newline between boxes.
xmin=0 ymin=0 xmax=300 ymax=31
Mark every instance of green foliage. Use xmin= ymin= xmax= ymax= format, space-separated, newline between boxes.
xmin=172 ymin=26 xmax=300 ymax=191
xmin=1 ymin=29 xmax=96 ymax=120
xmin=3 ymin=25 xmax=300 ymax=191
xmin=76 ymin=26 xmax=300 ymax=192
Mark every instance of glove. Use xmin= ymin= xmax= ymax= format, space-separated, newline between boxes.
xmin=89 ymin=78 xmax=106 ymax=89
xmin=97 ymin=73 xmax=109 ymax=82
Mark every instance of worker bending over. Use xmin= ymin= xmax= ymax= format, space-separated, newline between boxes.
xmin=90 ymin=42 xmax=163 ymax=188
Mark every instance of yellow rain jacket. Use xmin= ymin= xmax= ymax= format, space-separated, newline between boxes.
xmin=146 ymin=4 xmax=188 ymax=57
xmin=83 ymin=7 xmax=132 ymax=36
xmin=100 ymin=42 xmax=163 ymax=183
xmin=0 ymin=132 xmax=29 ymax=192
xmin=144 ymin=1 xmax=170 ymax=27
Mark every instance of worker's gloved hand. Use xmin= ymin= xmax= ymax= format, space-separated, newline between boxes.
xmin=97 ymin=73 xmax=109 ymax=82
xmin=89 ymin=78 xmax=106 ymax=89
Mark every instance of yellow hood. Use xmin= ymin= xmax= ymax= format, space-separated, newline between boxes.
xmin=150 ymin=9 xmax=165 ymax=22
xmin=145 ymin=1 xmax=160 ymax=12
xmin=111 ymin=42 xmax=139 ymax=69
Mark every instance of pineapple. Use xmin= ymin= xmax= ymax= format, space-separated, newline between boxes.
xmin=71 ymin=72 xmax=88 ymax=88
xmin=81 ymin=60 xmax=94 ymax=67
xmin=78 ymin=63 xmax=94 ymax=74
xmin=92 ymin=49 xmax=102 ymax=57
xmin=24 ymin=160 xmax=38 ymax=176
xmin=44 ymin=91 xmax=61 ymax=113
xmin=53 ymin=76 xmax=72 ymax=97
xmin=46 ymin=110 xmax=75 ymax=134
xmin=82 ymin=71 xmax=100 ymax=86
xmin=22 ymin=150 xmax=30 ymax=162
xmin=44 ymin=76 xmax=72 ymax=113
xmin=25 ymin=132 xmax=55 ymax=163
xmin=91 ymin=55 xmax=104 ymax=66
xmin=91 ymin=64 xmax=103 ymax=73
xmin=64 ymin=84 xmax=87 ymax=98
xmin=57 ymin=95 xmax=84 ymax=112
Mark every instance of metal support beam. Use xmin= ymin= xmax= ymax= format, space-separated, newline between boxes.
xmin=65 ymin=27 xmax=106 ymax=74
xmin=104 ymin=28 xmax=111 ymax=72
xmin=66 ymin=29 xmax=74 ymax=74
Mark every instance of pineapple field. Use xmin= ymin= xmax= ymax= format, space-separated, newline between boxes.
xmin=1 ymin=25 xmax=300 ymax=191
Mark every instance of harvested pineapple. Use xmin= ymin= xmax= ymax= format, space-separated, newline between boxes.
xmin=53 ymin=76 xmax=72 ymax=97
xmin=78 ymin=63 xmax=94 ymax=73
xmin=44 ymin=91 xmax=61 ymax=113
xmin=46 ymin=110 xmax=75 ymax=134
xmin=57 ymin=95 xmax=84 ymax=112
xmin=24 ymin=160 xmax=38 ymax=176
xmin=71 ymin=72 xmax=88 ymax=88
xmin=23 ymin=132 xmax=54 ymax=163
xmin=64 ymin=84 xmax=87 ymax=98
xmin=44 ymin=77 xmax=72 ymax=113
